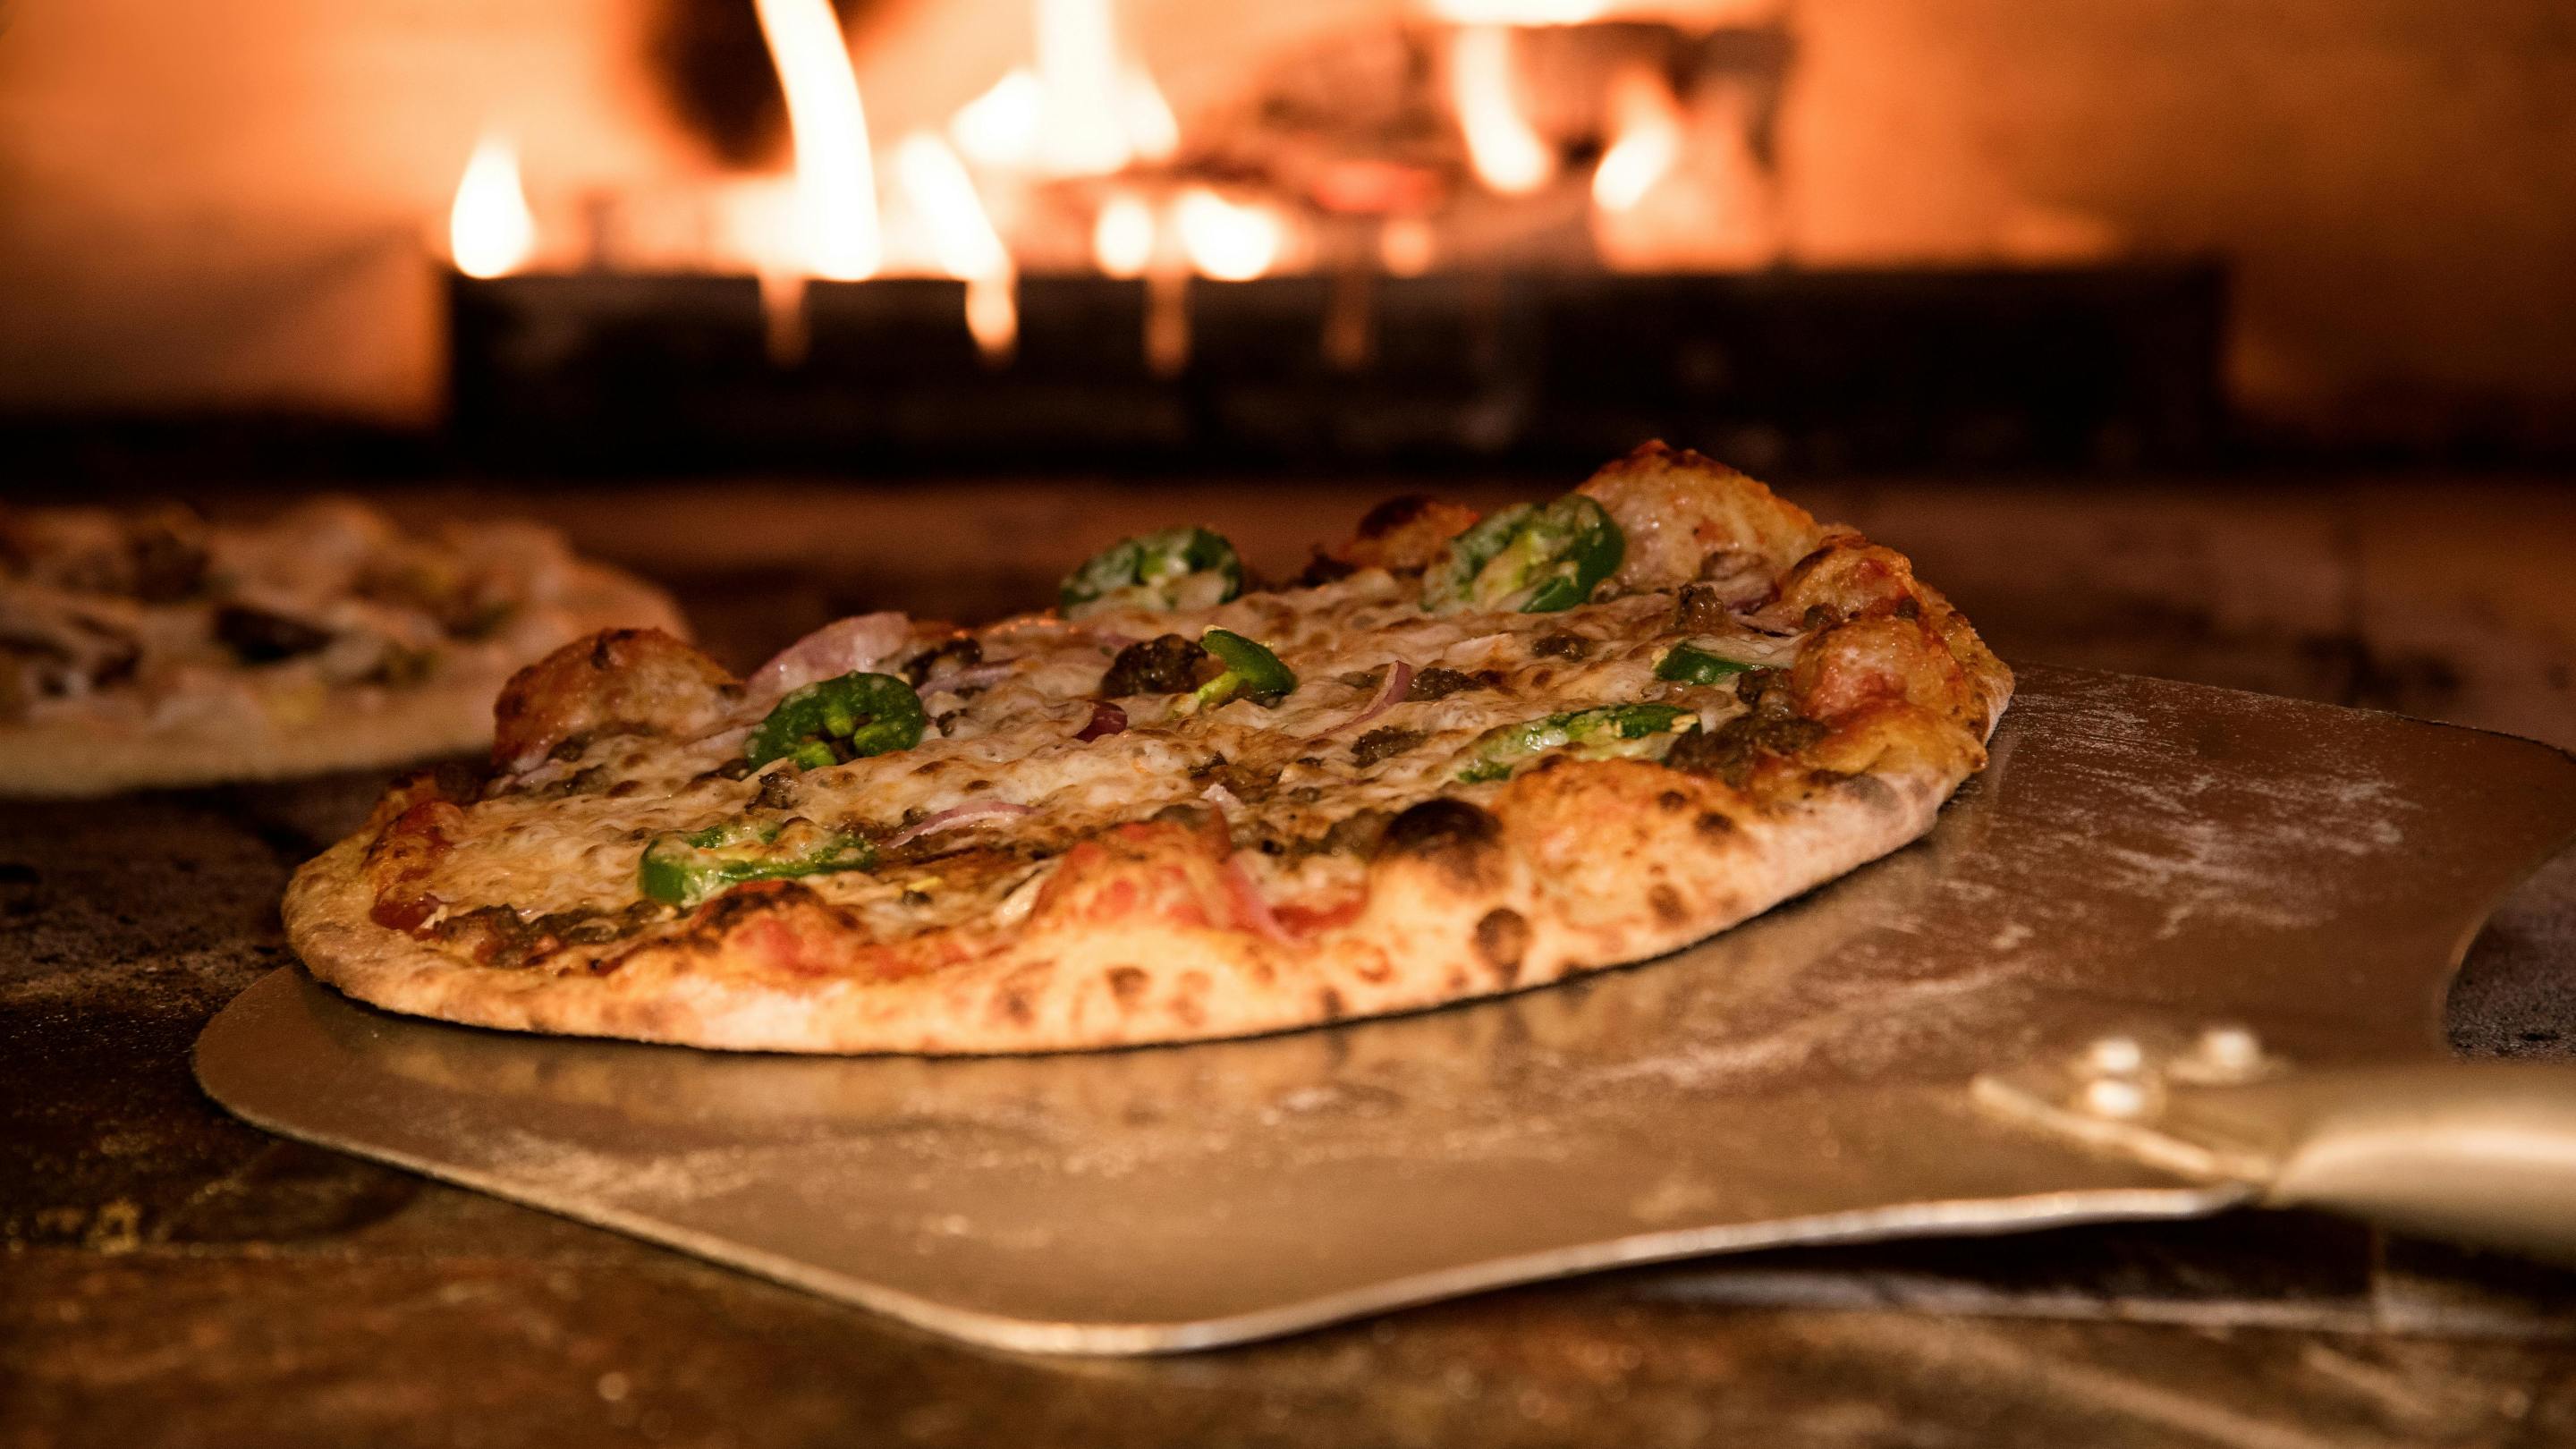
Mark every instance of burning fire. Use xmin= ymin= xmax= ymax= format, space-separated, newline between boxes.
xmin=1427 ymin=0 xmax=1611 ymax=20
xmin=894 ymin=132 xmax=1018 ymax=361
xmin=436 ymin=0 xmax=1782 ymax=375
xmin=1174 ymin=190 xmax=1283 ymax=282
xmin=1092 ymin=193 xmax=1157 ymax=278
xmin=953 ymin=0 xmax=1175 ymax=177
xmin=1449 ymin=28 xmax=1555 ymax=195
xmin=753 ymin=0 xmax=880 ymax=280
xmin=1592 ymin=68 xmax=1682 ymax=212
xmin=449 ymin=134 xmax=535 ymax=279
xmin=1038 ymin=0 xmax=1131 ymax=174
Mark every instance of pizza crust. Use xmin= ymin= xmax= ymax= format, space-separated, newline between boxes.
xmin=284 ymin=743 xmax=1970 ymax=1054
xmin=0 ymin=564 xmax=682 ymax=797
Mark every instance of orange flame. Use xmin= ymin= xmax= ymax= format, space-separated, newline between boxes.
xmin=1037 ymin=0 xmax=1131 ymax=174
xmin=1092 ymin=192 xmax=1157 ymax=278
xmin=951 ymin=69 xmax=1042 ymax=167
xmin=1428 ymin=0 xmax=1608 ymax=20
xmin=753 ymin=0 xmax=879 ymax=280
xmin=449 ymin=134 xmax=536 ymax=278
xmin=1174 ymin=189 xmax=1282 ymax=282
xmin=1449 ymin=28 xmax=1554 ymax=196
xmin=1592 ymin=67 xmax=1682 ymax=213
xmin=949 ymin=1 xmax=1174 ymax=177
xmin=1379 ymin=216 xmax=1437 ymax=276
xmin=894 ymin=132 xmax=1017 ymax=362
xmin=1121 ymin=65 xmax=1179 ymax=165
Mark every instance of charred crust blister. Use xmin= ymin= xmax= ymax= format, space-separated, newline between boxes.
xmin=1473 ymin=907 xmax=1530 ymax=979
xmin=1380 ymin=799 xmax=1506 ymax=887
xmin=1382 ymin=798 xmax=1501 ymax=854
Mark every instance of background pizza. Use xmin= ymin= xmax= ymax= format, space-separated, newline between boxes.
xmin=0 ymin=498 xmax=684 ymax=795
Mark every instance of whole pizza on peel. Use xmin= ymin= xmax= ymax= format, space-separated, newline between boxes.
xmin=0 ymin=498 xmax=683 ymax=795
xmin=284 ymin=445 xmax=2012 ymax=1054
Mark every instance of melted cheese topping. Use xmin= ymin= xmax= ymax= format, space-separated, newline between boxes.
xmin=415 ymin=570 xmax=1810 ymax=964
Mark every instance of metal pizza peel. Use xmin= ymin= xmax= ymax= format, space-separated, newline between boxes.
xmin=196 ymin=666 xmax=2576 ymax=1353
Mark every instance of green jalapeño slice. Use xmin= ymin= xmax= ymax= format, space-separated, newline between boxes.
xmin=746 ymin=672 xmax=927 ymax=771
xmin=1422 ymin=496 xmax=1623 ymax=614
xmin=1191 ymin=628 xmax=1298 ymax=710
xmin=1060 ymin=527 xmax=1243 ymax=620
xmin=639 ymin=818 xmax=876 ymax=910
xmin=1455 ymin=703 xmax=1693 ymax=784
xmin=1654 ymin=642 xmax=1757 ymax=685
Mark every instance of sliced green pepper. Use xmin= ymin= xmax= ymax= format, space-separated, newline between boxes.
xmin=1422 ymin=496 xmax=1624 ymax=614
xmin=1456 ymin=703 xmax=1693 ymax=783
xmin=1191 ymin=627 xmax=1298 ymax=710
xmin=1060 ymin=527 xmax=1243 ymax=620
xmin=1655 ymin=642 xmax=1756 ymax=685
xmin=746 ymin=672 xmax=926 ymax=771
xmin=639 ymin=818 xmax=875 ymax=909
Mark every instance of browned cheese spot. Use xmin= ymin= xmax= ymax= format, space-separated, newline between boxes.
xmin=1648 ymin=884 xmax=1687 ymax=926
xmin=1474 ymin=907 xmax=1530 ymax=984
xmin=1657 ymin=789 xmax=1689 ymax=812
xmin=1696 ymin=811 xmax=1737 ymax=839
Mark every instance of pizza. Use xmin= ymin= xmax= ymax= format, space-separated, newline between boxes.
xmin=284 ymin=444 xmax=2011 ymax=1055
xmin=0 ymin=497 xmax=682 ymax=795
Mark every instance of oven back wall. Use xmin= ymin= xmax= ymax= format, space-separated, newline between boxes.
xmin=2 ymin=0 xmax=2571 ymax=446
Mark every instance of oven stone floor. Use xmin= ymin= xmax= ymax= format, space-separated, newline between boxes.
xmin=5 ymin=474 xmax=2574 ymax=1447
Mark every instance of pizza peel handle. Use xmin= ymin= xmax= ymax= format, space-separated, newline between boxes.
xmin=2215 ymin=1063 xmax=2576 ymax=1262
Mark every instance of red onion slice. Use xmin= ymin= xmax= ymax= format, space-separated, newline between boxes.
xmin=1308 ymin=660 xmax=1414 ymax=741
xmin=1074 ymin=701 xmax=1128 ymax=741
xmin=1224 ymin=859 xmax=1299 ymax=944
xmin=746 ymin=613 xmax=914 ymax=707
xmin=883 ymin=799 xmax=1036 ymax=849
